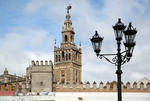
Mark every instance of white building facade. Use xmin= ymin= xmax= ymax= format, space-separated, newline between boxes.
xmin=0 ymin=92 xmax=150 ymax=101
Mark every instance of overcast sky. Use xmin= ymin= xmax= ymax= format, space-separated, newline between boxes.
xmin=0 ymin=0 xmax=150 ymax=84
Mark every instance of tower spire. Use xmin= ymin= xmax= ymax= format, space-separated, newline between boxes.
xmin=61 ymin=5 xmax=75 ymax=44
xmin=62 ymin=5 xmax=74 ymax=33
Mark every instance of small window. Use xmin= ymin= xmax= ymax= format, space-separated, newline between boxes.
xmin=61 ymin=70 xmax=65 ymax=77
xmin=61 ymin=79 xmax=65 ymax=84
xmin=73 ymin=70 xmax=75 ymax=80
xmin=65 ymin=35 xmax=68 ymax=42
xmin=66 ymin=54 xmax=68 ymax=61
xmin=69 ymin=53 xmax=71 ymax=60
xmin=71 ymin=36 xmax=73 ymax=42
xmin=76 ymin=71 xmax=78 ymax=82
xmin=40 ymin=82 xmax=43 ymax=86
xmin=56 ymin=55 xmax=58 ymax=62
xmin=62 ymin=51 xmax=64 ymax=58
xmin=58 ymin=55 xmax=60 ymax=61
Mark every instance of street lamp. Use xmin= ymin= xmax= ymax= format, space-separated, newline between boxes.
xmin=113 ymin=18 xmax=126 ymax=41
xmin=90 ymin=18 xmax=137 ymax=101
xmin=90 ymin=31 xmax=103 ymax=56
xmin=124 ymin=22 xmax=137 ymax=60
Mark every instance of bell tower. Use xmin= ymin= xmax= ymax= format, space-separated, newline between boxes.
xmin=54 ymin=5 xmax=82 ymax=84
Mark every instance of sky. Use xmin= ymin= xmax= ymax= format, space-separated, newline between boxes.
xmin=0 ymin=0 xmax=150 ymax=84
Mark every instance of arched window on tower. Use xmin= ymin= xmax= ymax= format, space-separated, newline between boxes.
xmin=61 ymin=70 xmax=65 ymax=77
xmin=65 ymin=35 xmax=68 ymax=42
xmin=56 ymin=55 xmax=58 ymax=62
xmin=69 ymin=53 xmax=71 ymax=60
xmin=76 ymin=52 xmax=78 ymax=61
xmin=76 ymin=71 xmax=78 ymax=82
xmin=79 ymin=72 xmax=81 ymax=82
xmin=61 ymin=70 xmax=65 ymax=84
xmin=73 ymin=70 xmax=75 ymax=81
xmin=71 ymin=36 xmax=73 ymax=42
xmin=62 ymin=51 xmax=64 ymax=58
xmin=66 ymin=54 xmax=68 ymax=61
xmin=58 ymin=55 xmax=60 ymax=61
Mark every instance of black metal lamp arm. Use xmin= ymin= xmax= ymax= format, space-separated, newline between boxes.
xmin=98 ymin=50 xmax=129 ymax=66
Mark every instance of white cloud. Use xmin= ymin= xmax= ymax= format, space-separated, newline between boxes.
xmin=0 ymin=27 xmax=54 ymax=76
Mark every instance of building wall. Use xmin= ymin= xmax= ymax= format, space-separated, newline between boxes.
xmin=31 ymin=72 xmax=52 ymax=92
xmin=0 ymin=92 xmax=150 ymax=101
xmin=26 ymin=60 xmax=53 ymax=93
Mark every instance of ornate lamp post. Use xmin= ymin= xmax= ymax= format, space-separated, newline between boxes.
xmin=90 ymin=18 xmax=137 ymax=101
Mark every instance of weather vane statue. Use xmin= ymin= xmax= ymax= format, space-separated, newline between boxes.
xmin=67 ymin=5 xmax=72 ymax=13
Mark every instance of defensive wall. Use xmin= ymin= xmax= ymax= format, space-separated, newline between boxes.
xmin=1 ymin=79 xmax=150 ymax=93
xmin=53 ymin=81 xmax=150 ymax=92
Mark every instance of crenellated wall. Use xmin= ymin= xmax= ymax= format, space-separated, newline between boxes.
xmin=31 ymin=60 xmax=53 ymax=67
xmin=30 ymin=60 xmax=53 ymax=73
xmin=26 ymin=60 xmax=53 ymax=93
xmin=53 ymin=81 xmax=150 ymax=92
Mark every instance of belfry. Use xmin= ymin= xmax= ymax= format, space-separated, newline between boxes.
xmin=54 ymin=5 xmax=82 ymax=84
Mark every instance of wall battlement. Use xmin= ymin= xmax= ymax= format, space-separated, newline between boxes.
xmin=28 ymin=60 xmax=53 ymax=73
xmin=54 ymin=81 xmax=150 ymax=92
xmin=31 ymin=60 xmax=53 ymax=66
